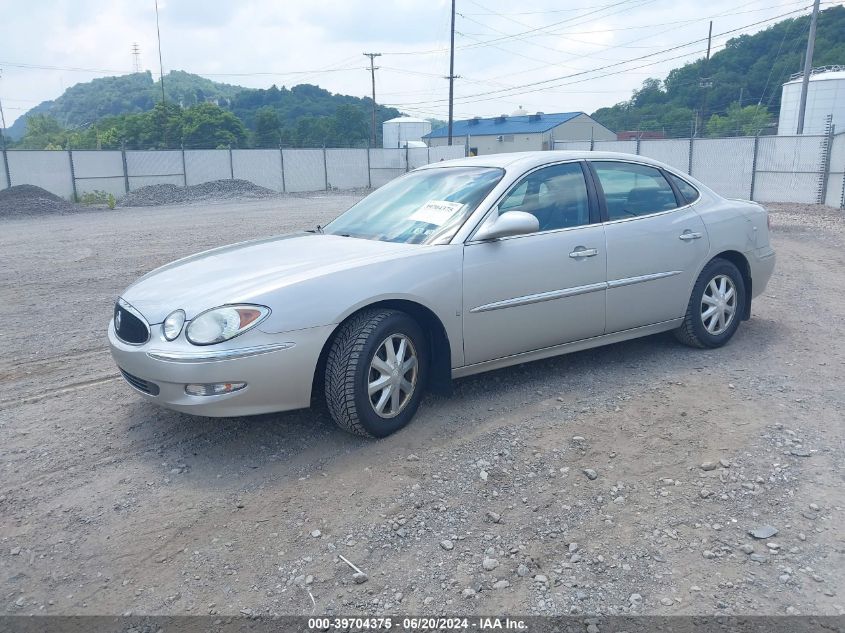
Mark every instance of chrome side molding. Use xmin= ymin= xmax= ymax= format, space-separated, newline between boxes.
xmin=470 ymin=271 xmax=682 ymax=314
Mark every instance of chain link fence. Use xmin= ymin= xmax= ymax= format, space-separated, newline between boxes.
xmin=555 ymin=130 xmax=844 ymax=208
xmin=0 ymin=145 xmax=466 ymax=200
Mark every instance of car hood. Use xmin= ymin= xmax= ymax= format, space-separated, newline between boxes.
xmin=121 ymin=232 xmax=424 ymax=323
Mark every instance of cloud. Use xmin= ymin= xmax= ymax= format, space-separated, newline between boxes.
xmin=0 ymin=0 xmax=834 ymax=127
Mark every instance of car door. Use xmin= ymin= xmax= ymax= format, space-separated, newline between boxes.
xmin=462 ymin=161 xmax=607 ymax=365
xmin=589 ymin=160 xmax=710 ymax=333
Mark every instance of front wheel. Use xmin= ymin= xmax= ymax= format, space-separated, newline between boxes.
xmin=675 ymin=258 xmax=746 ymax=349
xmin=324 ymin=309 xmax=427 ymax=438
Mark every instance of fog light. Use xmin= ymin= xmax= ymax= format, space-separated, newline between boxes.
xmin=185 ymin=382 xmax=246 ymax=396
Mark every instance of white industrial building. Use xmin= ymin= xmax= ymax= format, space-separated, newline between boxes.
xmin=423 ymin=111 xmax=615 ymax=155
xmin=778 ymin=66 xmax=845 ymax=135
xmin=382 ymin=117 xmax=432 ymax=149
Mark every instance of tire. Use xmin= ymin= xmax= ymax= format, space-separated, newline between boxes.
xmin=324 ymin=309 xmax=427 ymax=438
xmin=675 ymin=258 xmax=746 ymax=349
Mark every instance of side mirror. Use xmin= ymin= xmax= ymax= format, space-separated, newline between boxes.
xmin=475 ymin=210 xmax=540 ymax=241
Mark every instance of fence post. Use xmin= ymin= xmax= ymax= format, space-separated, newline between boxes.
xmin=68 ymin=149 xmax=78 ymax=202
xmin=180 ymin=142 xmax=187 ymax=187
xmin=687 ymin=136 xmax=694 ymax=176
xmin=427 ymin=145 xmax=431 ymax=165
xmin=1 ymin=146 xmax=10 ymax=189
xmin=836 ymin=132 xmax=845 ymax=208
xmin=749 ymin=134 xmax=760 ymax=201
xmin=818 ymin=117 xmax=834 ymax=205
xmin=405 ymin=143 xmax=410 ymax=173
xmin=635 ymin=133 xmax=641 ymax=155
xmin=228 ymin=145 xmax=234 ymax=180
xmin=121 ymin=141 xmax=130 ymax=193
xmin=279 ymin=144 xmax=286 ymax=193
xmin=366 ymin=143 xmax=372 ymax=189
xmin=589 ymin=128 xmax=594 ymax=151
xmin=323 ymin=144 xmax=328 ymax=191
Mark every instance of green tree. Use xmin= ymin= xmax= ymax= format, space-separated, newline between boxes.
xmin=331 ymin=104 xmax=369 ymax=147
xmin=142 ymin=101 xmax=184 ymax=149
xmin=705 ymin=103 xmax=773 ymax=137
xmin=181 ymin=103 xmax=248 ymax=148
xmin=291 ymin=116 xmax=333 ymax=146
xmin=253 ymin=106 xmax=281 ymax=148
xmin=17 ymin=114 xmax=67 ymax=149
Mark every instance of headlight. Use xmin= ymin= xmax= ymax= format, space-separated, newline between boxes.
xmin=185 ymin=305 xmax=270 ymax=346
xmin=162 ymin=309 xmax=186 ymax=341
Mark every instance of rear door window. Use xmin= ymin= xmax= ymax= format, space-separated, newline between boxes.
xmin=591 ymin=161 xmax=679 ymax=221
xmin=667 ymin=172 xmax=701 ymax=204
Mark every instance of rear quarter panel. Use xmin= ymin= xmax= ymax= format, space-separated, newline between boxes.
xmin=691 ymin=191 xmax=768 ymax=272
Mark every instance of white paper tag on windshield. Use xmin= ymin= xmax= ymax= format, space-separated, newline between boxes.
xmin=409 ymin=200 xmax=465 ymax=225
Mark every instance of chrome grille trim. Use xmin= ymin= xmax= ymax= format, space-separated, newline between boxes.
xmin=114 ymin=298 xmax=150 ymax=345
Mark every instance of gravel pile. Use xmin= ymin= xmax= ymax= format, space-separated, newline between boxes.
xmin=0 ymin=184 xmax=76 ymax=218
xmin=117 ymin=179 xmax=278 ymax=207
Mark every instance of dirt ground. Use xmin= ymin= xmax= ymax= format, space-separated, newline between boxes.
xmin=1 ymin=195 xmax=843 ymax=618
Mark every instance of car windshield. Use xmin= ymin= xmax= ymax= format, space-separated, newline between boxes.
xmin=324 ymin=166 xmax=504 ymax=244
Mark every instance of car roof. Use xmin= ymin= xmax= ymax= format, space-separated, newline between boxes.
xmin=418 ymin=151 xmax=678 ymax=173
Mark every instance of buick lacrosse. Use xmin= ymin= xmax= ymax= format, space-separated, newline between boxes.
xmin=109 ymin=151 xmax=775 ymax=437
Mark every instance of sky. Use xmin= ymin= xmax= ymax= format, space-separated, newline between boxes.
xmin=0 ymin=0 xmax=840 ymax=127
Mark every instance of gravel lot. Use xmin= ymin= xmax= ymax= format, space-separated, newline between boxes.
xmin=1 ymin=195 xmax=843 ymax=618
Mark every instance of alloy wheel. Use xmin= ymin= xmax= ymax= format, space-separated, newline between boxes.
xmin=701 ymin=274 xmax=737 ymax=335
xmin=367 ymin=333 xmax=418 ymax=418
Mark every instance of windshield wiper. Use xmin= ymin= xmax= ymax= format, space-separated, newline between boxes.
xmin=307 ymin=225 xmax=324 ymax=234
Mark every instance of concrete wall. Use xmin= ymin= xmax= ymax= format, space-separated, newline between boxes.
xmin=554 ymin=133 xmax=843 ymax=207
xmin=1 ymin=146 xmax=467 ymax=200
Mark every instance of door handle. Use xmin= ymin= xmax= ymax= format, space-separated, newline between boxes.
xmin=569 ymin=247 xmax=598 ymax=258
xmin=679 ymin=231 xmax=703 ymax=241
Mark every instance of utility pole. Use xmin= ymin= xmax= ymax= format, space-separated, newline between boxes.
xmin=696 ymin=21 xmax=713 ymax=138
xmin=0 ymin=68 xmax=7 ymax=147
xmin=155 ymin=0 xmax=166 ymax=104
xmin=797 ymin=0 xmax=820 ymax=134
xmin=131 ymin=43 xmax=142 ymax=73
xmin=447 ymin=0 xmax=456 ymax=145
xmin=364 ymin=53 xmax=381 ymax=147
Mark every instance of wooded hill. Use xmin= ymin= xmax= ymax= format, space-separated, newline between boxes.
xmin=6 ymin=70 xmax=400 ymax=148
xmin=591 ymin=5 xmax=845 ymax=137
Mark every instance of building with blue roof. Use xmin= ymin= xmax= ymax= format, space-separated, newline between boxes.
xmin=423 ymin=110 xmax=615 ymax=155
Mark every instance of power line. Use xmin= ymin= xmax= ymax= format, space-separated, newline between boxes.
xmin=379 ymin=0 xmax=650 ymax=56
xmin=0 ymin=60 xmax=369 ymax=78
xmin=383 ymin=5 xmax=816 ymax=109
xmin=454 ymin=0 xmax=657 ymax=51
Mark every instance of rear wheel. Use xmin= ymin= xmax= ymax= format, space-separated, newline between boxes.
xmin=675 ymin=258 xmax=746 ymax=349
xmin=324 ymin=309 xmax=427 ymax=438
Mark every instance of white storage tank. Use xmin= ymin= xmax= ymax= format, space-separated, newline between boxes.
xmin=382 ymin=117 xmax=432 ymax=148
xmin=778 ymin=66 xmax=845 ymax=135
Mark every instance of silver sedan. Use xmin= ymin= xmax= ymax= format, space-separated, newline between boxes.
xmin=109 ymin=151 xmax=776 ymax=437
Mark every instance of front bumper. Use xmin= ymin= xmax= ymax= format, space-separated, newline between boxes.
xmin=108 ymin=321 xmax=335 ymax=417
